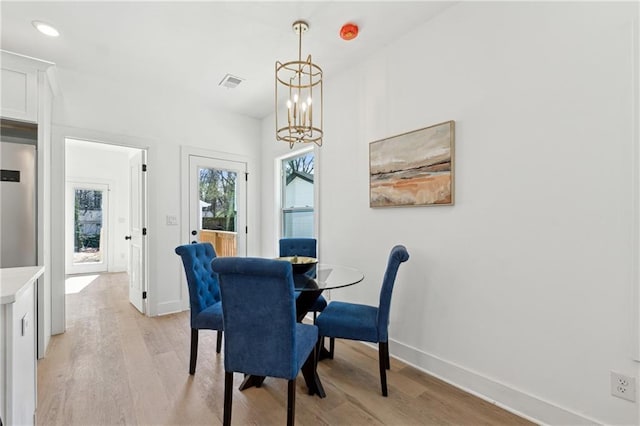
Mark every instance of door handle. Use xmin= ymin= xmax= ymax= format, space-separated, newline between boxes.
xmin=191 ymin=230 xmax=197 ymax=236
xmin=125 ymin=235 xmax=132 ymax=240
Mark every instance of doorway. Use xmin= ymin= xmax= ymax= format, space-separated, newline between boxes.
xmin=188 ymin=155 xmax=247 ymax=257
xmin=64 ymin=138 xmax=148 ymax=313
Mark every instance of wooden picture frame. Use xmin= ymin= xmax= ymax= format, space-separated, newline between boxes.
xmin=369 ymin=120 xmax=455 ymax=207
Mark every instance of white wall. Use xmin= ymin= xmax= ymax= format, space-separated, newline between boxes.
xmin=50 ymin=67 xmax=262 ymax=328
xmin=262 ymin=2 xmax=639 ymax=424
xmin=65 ymin=141 xmax=135 ymax=273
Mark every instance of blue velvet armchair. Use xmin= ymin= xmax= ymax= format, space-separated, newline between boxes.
xmin=211 ymin=257 xmax=319 ymax=426
xmin=315 ymin=245 xmax=409 ymax=396
xmin=279 ymin=238 xmax=327 ymax=320
xmin=174 ymin=242 xmax=223 ymax=375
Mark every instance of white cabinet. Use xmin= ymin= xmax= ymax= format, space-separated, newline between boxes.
xmin=0 ymin=65 xmax=38 ymax=122
xmin=1 ymin=267 xmax=44 ymax=426
xmin=1 ymin=49 xmax=55 ymax=358
xmin=1 ymin=50 xmax=55 ymax=124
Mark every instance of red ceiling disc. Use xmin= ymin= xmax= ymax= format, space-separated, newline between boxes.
xmin=340 ymin=23 xmax=359 ymax=41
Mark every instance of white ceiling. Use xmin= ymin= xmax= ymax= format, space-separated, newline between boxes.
xmin=1 ymin=1 xmax=454 ymax=119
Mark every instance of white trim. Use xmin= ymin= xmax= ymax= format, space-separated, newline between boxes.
xmin=313 ymin=145 xmax=320 ymax=249
xmin=51 ymin=125 xmax=153 ymax=333
xmin=37 ymin=68 xmax=53 ymax=358
xmin=387 ymin=338 xmax=600 ymax=425
xmin=44 ymin=66 xmax=60 ymax=98
xmin=273 ymin=156 xmax=282 ymax=252
xmin=635 ymin=11 xmax=640 ymax=426
xmin=0 ymin=49 xmax=54 ymax=70
xmin=632 ymin=5 xmax=640 ymax=363
xmin=50 ymin=127 xmax=66 ymax=334
xmin=156 ymin=300 xmax=183 ymax=316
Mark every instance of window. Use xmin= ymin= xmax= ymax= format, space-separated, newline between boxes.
xmin=281 ymin=150 xmax=314 ymax=238
xmin=73 ymin=188 xmax=105 ymax=264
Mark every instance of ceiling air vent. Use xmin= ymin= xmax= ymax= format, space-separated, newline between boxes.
xmin=219 ymin=74 xmax=244 ymax=89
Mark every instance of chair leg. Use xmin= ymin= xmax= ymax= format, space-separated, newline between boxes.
xmin=224 ymin=372 xmax=233 ymax=426
xmin=216 ymin=330 xmax=223 ymax=353
xmin=385 ymin=342 xmax=390 ymax=370
xmin=379 ymin=342 xmax=388 ymax=397
xmin=287 ymin=379 xmax=296 ymax=426
xmin=329 ymin=337 xmax=335 ymax=359
xmin=189 ymin=328 xmax=198 ymax=375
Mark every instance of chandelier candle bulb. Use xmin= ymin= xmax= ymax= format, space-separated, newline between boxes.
xmin=302 ymin=102 xmax=307 ymax=127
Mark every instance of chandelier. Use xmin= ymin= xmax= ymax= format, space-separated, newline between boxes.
xmin=275 ymin=20 xmax=323 ymax=148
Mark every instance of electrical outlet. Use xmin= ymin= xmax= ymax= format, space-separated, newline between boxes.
xmin=611 ymin=372 xmax=636 ymax=402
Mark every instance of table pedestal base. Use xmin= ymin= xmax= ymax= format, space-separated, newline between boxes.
xmin=237 ymin=350 xmax=325 ymax=398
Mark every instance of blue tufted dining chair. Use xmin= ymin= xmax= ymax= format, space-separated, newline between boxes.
xmin=315 ymin=245 xmax=409 ymax=396
xmin=211 ymin=257 xmax=319 ymax=426
xmin=174 ymin=242 xmax=223 ymax=375
xmin=279 ymin=238 xmax=327 ymax=321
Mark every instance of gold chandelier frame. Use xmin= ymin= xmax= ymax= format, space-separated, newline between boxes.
xmin=275 ymin=20 xmax=323 ymax=148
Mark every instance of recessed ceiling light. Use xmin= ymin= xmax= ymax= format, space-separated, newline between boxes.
xmin=32 ymin=21 xmax=60 ymax=37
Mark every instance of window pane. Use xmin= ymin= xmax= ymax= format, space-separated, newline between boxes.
xmin=73 ymin=189 xmax=104 ymax=264
xmin=199 ymin=167 xmax=237 ymax=232
xmin=283 ymin=209 xmax=314 ymax=238
xmin=281 ymin=151 xmax=314 ymax=238
xmin=283 ymin=153 xmax=314 ymax=208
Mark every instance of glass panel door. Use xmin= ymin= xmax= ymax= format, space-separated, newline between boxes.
xmin=189 ymin=156 xmax=247 ymax=257
xmin=73 ymin=188 xmax=105 ymax=264
xmin=66 ymin=182 xmax=109 ymax=274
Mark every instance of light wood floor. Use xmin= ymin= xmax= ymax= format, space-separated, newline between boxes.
xmin=37 ymin=272 xmax=535 ymax=426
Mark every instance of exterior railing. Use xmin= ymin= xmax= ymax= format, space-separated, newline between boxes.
xmin=200 ymin=230 xmax=237 ymax=257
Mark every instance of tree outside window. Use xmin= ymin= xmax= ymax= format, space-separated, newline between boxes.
xmin=199 ymin=168 xmax=237 ymax=232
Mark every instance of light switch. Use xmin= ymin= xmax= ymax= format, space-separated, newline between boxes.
xmin=166 ymin=215 xmax=178 ymax=226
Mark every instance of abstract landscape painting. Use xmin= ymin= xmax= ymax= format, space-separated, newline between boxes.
xmin=369 ymin=120 xmax=455 ymax=207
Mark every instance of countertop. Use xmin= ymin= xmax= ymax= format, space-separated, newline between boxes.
xmin=0 ymin=266 xmax=45 ymax=304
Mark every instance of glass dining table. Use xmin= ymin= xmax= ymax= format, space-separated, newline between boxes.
xmin=293 ymin=263 xmax=364 ymax=322
xmin=238 ymin=263 xmax=364 ymax=398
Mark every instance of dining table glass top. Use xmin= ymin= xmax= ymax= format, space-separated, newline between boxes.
xmin=293 ymin=264 xmax=364 ymax=291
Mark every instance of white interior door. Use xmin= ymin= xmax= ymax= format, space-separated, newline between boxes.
xmin=128 ymin=150 xmax=147 ymax=313
xmin=189 ymin=155 xmax=247 ymax=256
xmin=66 ymin=182 xmax=109 ymax=274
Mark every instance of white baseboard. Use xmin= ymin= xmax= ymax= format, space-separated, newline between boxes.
xmin=156 ymin=300 xmax=183 ymax=316
xmin=388 ymin=339 xmax=600 ymax=426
